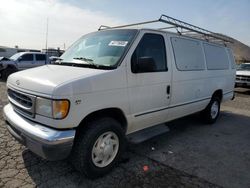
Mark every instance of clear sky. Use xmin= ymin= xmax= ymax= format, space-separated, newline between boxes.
xmin=0 ymin=0 xmax=249 ymax=50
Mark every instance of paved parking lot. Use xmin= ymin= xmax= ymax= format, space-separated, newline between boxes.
xmin=0 ymin=80 xmax=250 ymax=188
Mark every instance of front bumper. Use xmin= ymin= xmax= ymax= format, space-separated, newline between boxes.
xmin=235 ymin=81 xmax=250 ymax=87
xmin=3 ymin=104 xmax=76 ymax=161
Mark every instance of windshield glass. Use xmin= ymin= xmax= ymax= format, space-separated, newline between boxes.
xmin=60 ymin=29 xmax=138 ymax=68
xmin=10 ymin=53 xmax=21 ymax=60
xmin=237 ymin=63 xmax=250 ymax=70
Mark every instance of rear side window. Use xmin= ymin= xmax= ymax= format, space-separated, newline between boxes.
xmin=171 ymin=37 xmax=205 ymax=71
xmin=36 ymin=54 xmax=46 ymax=61
xmin=131 ymin=33 xmax=167 ymax=73
xmin=203 ymin=43 xmax=229 ymax=70
xmin=21 ymin=54 xmax=33 ymax=61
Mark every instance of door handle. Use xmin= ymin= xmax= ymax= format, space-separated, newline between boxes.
xmin=166 ymin=85 xmax=171 ymax=95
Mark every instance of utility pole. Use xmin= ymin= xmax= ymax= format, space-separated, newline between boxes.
xmin=45 ymin=18 xmax=49 ymax=54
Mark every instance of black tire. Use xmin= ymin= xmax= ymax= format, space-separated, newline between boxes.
xmin=70 ymin=117 xmax=126 ymax=179
xmin=202 ymin=97 xmax=221 ymax=124
xmin=2 ymin=67 xmax=16 ymax=80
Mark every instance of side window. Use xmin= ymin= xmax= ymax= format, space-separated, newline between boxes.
xmin=36 ymin=54 xmax=46 ymax=61
xmin=203 ymin=43 xmax=229 ymax=70
xmin=171 ymin=37 xmax=205 ymax=71
xmin=131 ymin=33 xmax=167 ymax=73
xmin=20 ymin=54 xmax=33 ymax=61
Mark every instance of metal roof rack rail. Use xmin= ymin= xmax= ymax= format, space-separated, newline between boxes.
xmin=98 ymin=14 xmax=233 ymax=45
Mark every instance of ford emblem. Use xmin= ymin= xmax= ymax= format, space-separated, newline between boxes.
xmin=16 ymin=80 xmax=20 ymax=86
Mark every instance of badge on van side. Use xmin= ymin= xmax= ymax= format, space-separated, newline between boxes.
xmin=75 ymin=99 xmax=81 ymax=105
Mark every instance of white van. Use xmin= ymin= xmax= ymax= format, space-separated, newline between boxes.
xmin=3 ymin=16 xmax=236 ymax=178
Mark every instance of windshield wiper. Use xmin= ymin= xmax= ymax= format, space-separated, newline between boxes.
xmin=71 ymin=57 xmax=115 ymax=70
xmin=54 ymin=57 xmax=115 ymax=69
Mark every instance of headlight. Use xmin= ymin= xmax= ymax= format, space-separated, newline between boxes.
xmin=36 ymin=97 xmax=70 ymax=119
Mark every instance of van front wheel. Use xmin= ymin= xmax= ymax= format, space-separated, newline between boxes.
xmin=203 ymin=97 xmax=221 ymax=124
xmin=70 ymin=117 xmax=125 ymax=178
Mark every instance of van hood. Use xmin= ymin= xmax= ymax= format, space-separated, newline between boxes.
xmin=236 ymin=70 xmax=250 ymax=76
xmin=7 ymin=65 xmax=108 ymax=96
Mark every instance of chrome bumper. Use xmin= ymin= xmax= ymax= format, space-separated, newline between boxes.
xmin=3 ymin=104 xmax=76 ymax=160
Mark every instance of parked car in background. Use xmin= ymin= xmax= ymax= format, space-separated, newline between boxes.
xmin=235 ymin=63 xmax=250 ymax=88
xmin=0 ymin=52 xmax=49 ymax=80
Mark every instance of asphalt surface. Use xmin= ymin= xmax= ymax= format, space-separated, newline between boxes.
xmin=0 ymin=80 xmax=250 ymax=188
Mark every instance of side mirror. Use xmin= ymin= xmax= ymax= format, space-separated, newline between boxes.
xmin=18 ymin=57 xmax=23 ymax=61
xmin=136 ymin=57 xmax=156 ymax=73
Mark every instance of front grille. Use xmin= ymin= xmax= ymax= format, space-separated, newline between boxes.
xmin=11 ymin=103 xmax=34 ymax=116
xmin=7 ymin=88 xmax=36 ymax=118
xmin=236 ymin=75 xmax=250 ymax=82
xmin=8 ymin=89 xmax=32 ymax=108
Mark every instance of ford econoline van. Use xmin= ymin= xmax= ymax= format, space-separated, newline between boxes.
xmin=3 ymin=15 xmax=236 ymax=178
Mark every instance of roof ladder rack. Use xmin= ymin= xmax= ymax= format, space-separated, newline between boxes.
xmin=98 ymin=14 xmax=233 ymax=45
xmin=158 ymin=14 xmax=233 ymax=44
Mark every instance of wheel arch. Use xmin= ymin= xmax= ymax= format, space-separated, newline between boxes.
xmin=77 ymin=108 xmax=128 ymax=132
xmin=212 ymin=89 xmax=223 ymax=101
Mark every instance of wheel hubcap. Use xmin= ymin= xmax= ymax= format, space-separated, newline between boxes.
xmin=211 ymin=101 xmax=219 ymax=119
xmin=91 ymin=131 xmax=119 ymax=168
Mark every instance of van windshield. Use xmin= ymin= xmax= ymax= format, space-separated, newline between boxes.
xmin=59 ymin=29 xmax=138 ymax=69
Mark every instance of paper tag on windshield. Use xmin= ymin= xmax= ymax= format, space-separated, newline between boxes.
xmin=109 ymin=41 xmax=128 ymax=47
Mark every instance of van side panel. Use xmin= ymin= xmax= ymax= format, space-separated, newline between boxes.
xmin=167 ymin=35 xmax=235 ymax=121
xmin=203 ymin=42 xmax=235 ymax=100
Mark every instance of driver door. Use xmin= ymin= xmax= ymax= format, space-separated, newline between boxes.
xmin=126 ymin=31 xmax=172 ymax=133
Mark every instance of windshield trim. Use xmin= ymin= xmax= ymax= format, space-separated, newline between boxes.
xmin=53 ymin=61 xmax=116 ymax=70
xmin=114 ymin=29 xmax=139 ymax=68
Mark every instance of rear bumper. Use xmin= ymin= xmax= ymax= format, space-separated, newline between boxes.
xmin=3 ymin=104 xmax=76 ymax=161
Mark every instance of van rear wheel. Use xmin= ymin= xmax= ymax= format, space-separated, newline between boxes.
xmin=202 ymin=97 xmax=221 ymax=124
xmin=70 ymin=117 xmax=125 ymax=179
